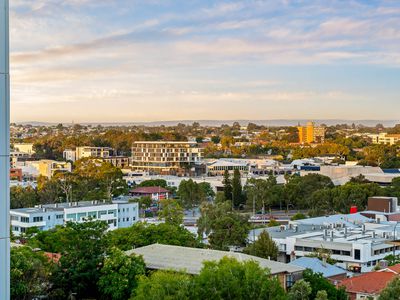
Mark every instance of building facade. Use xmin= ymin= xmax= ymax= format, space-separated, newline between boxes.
xmin=131 ymin=141 xmax=203 ymax=175
xmin=27 ymin=160 xmax=72 ymax=178
xmin=369 ymin=133 xmax=400 ymax=145
xmin=10 ymin=200 xmax=139 ymax=236
xmin=297 ymin=121 xmax=326 ymax=144
xmin=13 ymin=143 xmax=35 ymax=154
xmin=64 ymin=146 xmax=114 ymax=162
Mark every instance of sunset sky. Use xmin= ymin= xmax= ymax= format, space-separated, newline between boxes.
xmin=10 ymin=0 xmax=400 ymax=123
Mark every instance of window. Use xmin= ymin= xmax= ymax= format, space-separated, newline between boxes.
xmin=11 ymin=215 xmax=19 ymax=221
xmin=33 ymin=216 xmax=43 ymax=222
xmin=56 ymin=214 xmax=64 ymax=219
xmin=66 ymin=213 xmax=77 ymax=221
xmin=88 ymin=211 xmax=97 ymax=219
xmin=21 ymin=217 xmax=29 ymax=223
xmin=77 ymin=213 xmax=87 ymax=220
xmin=355 ymin=249 xmax=361 ymax=260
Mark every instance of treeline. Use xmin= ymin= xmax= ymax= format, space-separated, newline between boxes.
xmin=222 ymin=173 xmax=400 ymax=216
xmin=11 ymin=159 xmax=127 ymax=209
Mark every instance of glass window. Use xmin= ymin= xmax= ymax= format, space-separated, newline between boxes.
xmin=66 ymin=213 xmax=77 ymax=221
xmin=77 ymin=213 xmax=87 ymax=220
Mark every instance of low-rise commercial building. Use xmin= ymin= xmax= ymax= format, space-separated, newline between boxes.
xmin=10 ymin=200 xmax=139 ymax=236
xmin=252 ymin=208 xmax=400 ymax=274
xmin=126 ymin=244 xmax=304 ymax=290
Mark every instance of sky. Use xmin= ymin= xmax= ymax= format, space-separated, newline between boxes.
xmin=9 ymin=0 xmax=400 ymax=123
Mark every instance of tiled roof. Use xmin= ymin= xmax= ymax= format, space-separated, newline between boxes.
xmin=130 ymin=186 xmax=169 ymax=194
xmin=386 ymin=264 xmax=400 ymax=274
xmin=340 ymin=271 xmax=396 ymax=295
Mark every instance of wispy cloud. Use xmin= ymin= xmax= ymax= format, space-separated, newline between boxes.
xmin=9 ymin=0 xmax=400 ymax=122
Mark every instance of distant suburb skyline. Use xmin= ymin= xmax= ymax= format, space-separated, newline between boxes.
xmin=10 ymin=0 xmax=400 ymax=123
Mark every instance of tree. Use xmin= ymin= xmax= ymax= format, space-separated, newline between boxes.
xmin=288 ymin=279 xmax=312 ymax=300
xmin=243 ymin=231 xmax=278 ymax=260
xmin=132 ymin=271 xmax=192 ymax=300
xmin=197 ymin=201 xmax=249 ymax=250
xmin=11 ymin=247 xmax=52 ymax=300
xmin=315 ymin=290 xmax=328 ymax=300
xmin=11 ymin=186 xmax=39 ymax=209
xmin=302 ymin=269 xmax=347 ymax=300
xmin=232 ymin=169 xmax=243 ymax=208
xmin=198 ymin=182 xmax=215 ymax=199
xmin=379 ymin=277 xmax=400 ymax=300
xmin=106 ymin=222 xmax=202 ymax=251
xmin=178 ymin=179 xmax=205 ymax=215
xmin=98 ymin=248 xmax=146 ymax=300
xmin=291 ymin=213 xmax=307 ymax=221
xmin=49 ymin=220 xmax=109 ymax=298
xmin=158 ymin=199 xmax=184 ymax=226
xmin=192 ymin=257 xmax=286 ymax=300
xmin=223 ymin=170 xmax=232 ymax=201
xmin=245 ymin=175 xmax=278 ymax=213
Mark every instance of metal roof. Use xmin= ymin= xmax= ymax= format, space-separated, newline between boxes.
xmin=127 ymin=244 xmax=304 ymax=275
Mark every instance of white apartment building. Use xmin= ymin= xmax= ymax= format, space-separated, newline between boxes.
xmin=369 ymin=133 xmax=400 ymax=145
xmin=252 ymin=210 xmax=400 ymax=274
xmin=63 ymin=146 xmax=114 ymax=162
xmin=10 ymin=200 xmax=139 ymax=236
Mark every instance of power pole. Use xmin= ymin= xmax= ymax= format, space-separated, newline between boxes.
xmin=0 ymin=0 xmax=10 ymax=299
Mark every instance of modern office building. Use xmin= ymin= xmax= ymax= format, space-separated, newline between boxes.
xmin=297 ymin=121 xmax=326 ymax=144
xmin=63 ymin=146 xmax=114 ymax=162
xmin=131 ymin=141 xmax=203 ymax=175
xmin=251 ymin=205 xmax=400 ymax=274
xmin=369 ymin=133 xmax=400 ymax=145
xmin=10 ymin=200 xmax=139 ymax=236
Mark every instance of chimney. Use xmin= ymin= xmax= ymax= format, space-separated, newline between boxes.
xmin=322 ymin=255 xmax=327 ymax=267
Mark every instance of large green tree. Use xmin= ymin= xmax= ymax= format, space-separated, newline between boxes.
xmin=158 ymin=199 xmax=184 ymax=226
xmin=232 ymin=169 xmax=243 ymax=208
xmin=243 ymin=231 xmax=278 ymax=260
xmin=132 ymin=271 xmax=192 ymax=300
xmin=106 ymin=222 xmax=202 ymax=251
xmin=98 ymin=248 xmax=146 ymax=300
xmin=192 ymin=257 xmax=286 ymax=300
xmin=379 ymin=277 xmax=400 ymax=300
xmin=197 ymin=201 xmax=249 ymax=250
xmin=223 ymin=170 xmax=233 ymax=201
xmin=11 ymin=247 xmax=52 ymax=300
xmin=49 ymin=220 xmax=109 ymax=298
xmin=178 ymin=179 xmax=205 ymax=215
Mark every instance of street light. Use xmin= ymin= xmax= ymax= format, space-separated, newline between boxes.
xmin=0 ymin=0 xmax=10 ymax=299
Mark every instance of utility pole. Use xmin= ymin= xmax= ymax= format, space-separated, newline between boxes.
xmin=0 ymin=0 xmax=10 ymax=299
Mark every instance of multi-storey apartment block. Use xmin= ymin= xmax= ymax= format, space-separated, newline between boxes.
xmin=131 ymin=141 xmax=203 ymax=175
xmin=63 ymin=146 xmax=114 ymax=162
xmin=369 ymin=133 xmax=400 ymax=145
xmin=10 ymin=200 xmax=139 ymax=236
xmin=297 ymin=121 xmax=326 ymax=144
